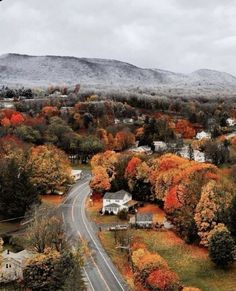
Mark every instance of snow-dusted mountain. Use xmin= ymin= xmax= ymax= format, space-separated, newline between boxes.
xmin=0 ymin=53 xmax=236 ymax=89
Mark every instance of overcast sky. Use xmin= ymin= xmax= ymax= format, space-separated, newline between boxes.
xmin=0 ymin=0 xmax=236 ymax=75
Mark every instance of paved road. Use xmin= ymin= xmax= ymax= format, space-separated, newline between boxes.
xmin=61 ymin=174 xmax=129 ymax=291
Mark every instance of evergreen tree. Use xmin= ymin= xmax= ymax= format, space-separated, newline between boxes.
xmin=209 ymin=230 xmax=235 ymax=268
xmin=0 ymin=158 xmax=39 ymax=219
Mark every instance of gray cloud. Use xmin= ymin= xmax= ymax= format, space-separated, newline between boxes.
xmin=0 ymin=0 xmax=236 ymax=75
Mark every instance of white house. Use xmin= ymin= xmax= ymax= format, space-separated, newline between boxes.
xmin=0 ymin=101 xmax=15 ymax=109
xmin=196 ymin=131 xmax=211 ymax=140
xmin=114 ymin=118 xmax=121 ymax=125
xmin=123 ymin=118 xmax=134 ymax=124
xmin=129 ymin=146 xmax=152 ymax=155
xmin=193 ymin=150 xmax=206 ymax=163
xmin=0 ymin=250 xmax=33 ymax=283
xmin=179 ymin=146 xmax=206 ymax=163
xmin=71 ymin=169 xmax=82 ymax=181
xmin=153 ymin=141 xmax=167 ymax=152
xmin=102 ymin=190 xmax=135 ymax=215
xmin=227 ymin=118 xmax=236 ymax=127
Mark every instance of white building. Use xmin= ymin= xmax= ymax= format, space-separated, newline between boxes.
xmin=129 ymin=146 xmax=152 ymax=155
xmin=0 ymin=101 xmax=15 ymax=109
xmin=153 ymin=141 xmax=167 ymax=152
xmin=102 ymin=190 xmax=135 ymax=215
xmin=196 ymin=131 xmax=211 ymax=140
xmin=123 ymin=118 xmax=134 ymax=124
xmin=71 ymin=169 xmax=82 ymax=181
xmin=227 ymin=118 xmax=236 ymax=127
xmin=0 ymin=250 xmax=32 ymax=283
xmin=179 ymin=146 xmax=206 ymax=163
xmin=114 ymin=118 xmax=121 ymax=125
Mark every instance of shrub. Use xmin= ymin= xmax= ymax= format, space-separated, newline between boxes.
xmin=209 ymin=229 xmax=235 ymax=267
xmin=132 ymin=248 xmax=169 ymax=284
xmin=117 ymin=209 xmax=128 ymax=220
xmin=146 ymin=269 xmax=181 ymax=291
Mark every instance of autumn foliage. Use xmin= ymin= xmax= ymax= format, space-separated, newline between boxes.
xmin=131 ymin=247 xmax=181 ymax=290
xmin=175 ymin=119 xmax=196 ymax=139
xmin=146 ymin=269 xmax=180 ymax=291
xmin=0 ymin=109 xmax=25 ymax=127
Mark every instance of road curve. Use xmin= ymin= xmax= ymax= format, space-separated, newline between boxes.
xmin=61 ymin=175 xmax=129 ymax=291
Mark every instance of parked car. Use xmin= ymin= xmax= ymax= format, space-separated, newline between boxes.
xmin=109 ymin=225 xmax=128 ymax=231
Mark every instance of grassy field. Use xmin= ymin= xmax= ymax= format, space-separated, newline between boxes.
xmin=99 ymin=228 xmax=236 ymax=291
xmin=0 ymin=222 xmax=20 ymax=236
xmin=139 ymin=229 xmax=236 ymax=291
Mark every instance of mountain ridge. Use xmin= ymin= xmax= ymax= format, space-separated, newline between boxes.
xmin=0 ymin=53 xmax=236 ymax=89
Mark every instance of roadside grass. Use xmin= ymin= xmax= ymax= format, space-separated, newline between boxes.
xmin=98 ymin=231 xmax=134 ymax=290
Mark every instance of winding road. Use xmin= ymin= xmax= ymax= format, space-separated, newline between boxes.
xmin=60 ymin=173 xmax=129 ymax=291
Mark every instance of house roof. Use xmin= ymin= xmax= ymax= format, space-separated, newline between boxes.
xmin=104 ymin=190 xmax=131 ymax=200
xmin=104 ymin=203 xmax=120 ymax=208
xmin=2 ymin=250 xmax=33 ymax=263
xmin=136 ymin=213 xmax=153 ymax=222
xmin=124 ymin=200 xmax=138 ymax=207
xmin=71 ymin=169 xmax=82 ymax=175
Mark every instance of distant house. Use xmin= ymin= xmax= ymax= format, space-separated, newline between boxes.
xmin=178 ymin=146 xmax=206 ymax=163
xmin=114 ymin=118 xmax=121 ymax=125
xmin=60 ymin=106 xmax=73 ymax=113
xmin=134 ymin=213 xmax=153 ymax=228
xmin=123 ymin=118 xmax=134 ymax=124
xmin=0 ymin=101 xmax=15 ymax=109
xmin=227 ymin=118 xmax=236 ymax=127
xmin=128 ymin=146 xmax=152 ymax=155
xmin=0 ymin=250 xmax=33 ymax=283
xmin=102 ymin=190 xmax=136 ymax=215
xmin=71 ymin=169 xmax=82 ymax=181
xmin=196 ymin=131 xmax=211 ymax=140
xmin=153 ymin=141 xmax=167 ymax=152
xmin=207 ymin=118 xmax=216 ymax=131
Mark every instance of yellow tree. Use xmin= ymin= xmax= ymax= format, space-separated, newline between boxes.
xmin=28 ymin=145 xmax=72 ymax=193
xmin=194 ymin=179 xmax=233 ymax=246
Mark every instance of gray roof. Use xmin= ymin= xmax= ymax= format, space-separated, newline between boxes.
xmin=105 ymin=203 xmax=120 ymax=208
xmin=136 ymin=213 xmax=153 ymax=222
xmin=104 ymin=190 xmax=131 ymax=200
xmin=2 ymin=250 xmax=33 ymax=263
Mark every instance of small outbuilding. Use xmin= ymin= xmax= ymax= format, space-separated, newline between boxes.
xmin=133 ymin=213 xmax=153 ymax=228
